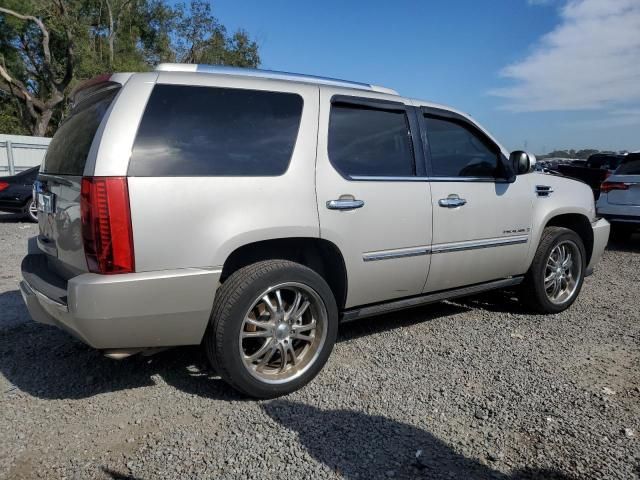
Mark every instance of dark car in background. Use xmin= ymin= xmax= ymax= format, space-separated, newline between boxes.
xmin=0 ymin=166 xmax=39 ymax=222
xmin=554 ymin=153 xmax=625 ymax=199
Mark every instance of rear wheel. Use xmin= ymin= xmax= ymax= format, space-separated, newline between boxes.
xmin=521 ymin=227 xmax=586 ymax=314
xmin=204 ymin=260 xmax=338 ymax=398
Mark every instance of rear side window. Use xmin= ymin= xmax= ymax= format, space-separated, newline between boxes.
xmin=43 ymin=87 xmax=120 ymax=175
xmin=129 ymin=85 xmax=303 ymax=176
xmin=328 ymin=104 xmax=415 ymax=177
xmin=616 ymin=154 xmax=640 ymax=175
xmin=424 ymin=115 xmax=500 ymax=178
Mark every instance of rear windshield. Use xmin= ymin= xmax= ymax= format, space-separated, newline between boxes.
xmin=129 ymin=85 xmax=303 ymax=176
xmin=42 ymin=87 xmax=120 ymax=175
xmin=615 ymin=154 xmax=640 ymax=175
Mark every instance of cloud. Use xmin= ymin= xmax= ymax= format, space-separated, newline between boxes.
xmin=491 ymin=0 xmax=640 ymax=112
xmin=562 ymin=109 xmax=640 ymax=129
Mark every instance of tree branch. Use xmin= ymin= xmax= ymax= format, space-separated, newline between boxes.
xmin=0 ymin=7 xmax=53 ymax=78
xmin=54 ymin=0 xmax=74 ymax=89
xmin=0 ymin=76 xmax=40 ymax=120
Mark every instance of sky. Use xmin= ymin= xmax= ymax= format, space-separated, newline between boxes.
xmin=195 ymin=0 xmax=640 ymax=154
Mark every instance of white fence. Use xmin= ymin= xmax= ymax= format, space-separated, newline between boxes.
xmin=0 ymin=134 xmax=51 ymax=175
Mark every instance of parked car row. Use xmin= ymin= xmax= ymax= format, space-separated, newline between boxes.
xmin=552 ymin=153 xmax=625 ymax=199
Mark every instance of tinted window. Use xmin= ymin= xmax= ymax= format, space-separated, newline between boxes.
xmin=43 ymin=87 xmax=120 ymax=175
xmin=616 ymin=154 xmax=640 ymax=175
xmin=328 ymin=104 xmax=414 ymax=177
xmin=424 ymin=116 xmax=500 ymax=178
xmin=129 ymin=85 xmax=303 ymax=176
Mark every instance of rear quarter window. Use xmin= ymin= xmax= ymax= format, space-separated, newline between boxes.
xmin=43 ymin=87 xmax=120 ymax=175
xmin=129 ymin=85 xmax=303 ymax=176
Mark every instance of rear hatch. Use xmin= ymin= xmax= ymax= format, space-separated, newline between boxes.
xmin=36 ymin=83 xmax=121 ymax=278
xmin=604 ymin=155 xmax=640 ymax=206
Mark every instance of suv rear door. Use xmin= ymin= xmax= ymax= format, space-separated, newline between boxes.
xmin=35 ymin=83 xmax=121 ymax=277
xmin=316 ymin=90 xmax=432 ymax=308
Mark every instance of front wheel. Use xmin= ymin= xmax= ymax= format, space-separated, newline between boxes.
xmin=521 ymin=227 xmax=586 ymax=314
xmin=204 ymin=260 xmax=338 ymax=398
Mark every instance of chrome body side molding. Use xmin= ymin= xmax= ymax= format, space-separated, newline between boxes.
xmin=363 ymin=246 xmax=431 ymax=262
xmin=362 ymin=235 xmax=528 ymax=262
xmin=340 ymin=277 xmax=524 ymax=322
xmin=431 ymin=235 xmax=528 ymax=254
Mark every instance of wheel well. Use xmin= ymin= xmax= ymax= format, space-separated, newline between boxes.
xmin=545 ymin=214 xmax=594 ymax=265
xmin=221 ymin=238 xmax=348 ymax=309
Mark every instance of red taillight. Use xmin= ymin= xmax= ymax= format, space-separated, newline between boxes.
xmin=80 ymin=176 xmax=135 ymax=274
xmin=0 ymin=181 xmax=9 ymax=191
xmin=600 ymin=181 xmax=630 ymax=194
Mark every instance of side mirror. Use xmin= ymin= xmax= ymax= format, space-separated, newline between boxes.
xmin=510 ymin=150 xmax=535 ymax=175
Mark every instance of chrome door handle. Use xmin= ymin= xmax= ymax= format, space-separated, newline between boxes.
xmin=326 ymin=199 xmax=365 ymax=210
xmin=438 ymin=195 xmax=467 ymax=208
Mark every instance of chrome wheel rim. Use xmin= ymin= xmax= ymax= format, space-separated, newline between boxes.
xmin=28 ymin=200 xmax=38 ymax=221
xmin=239 ymin=282 xmax=327 ymax=385
xmin=544 ymin=240 xmax=582 ymax=305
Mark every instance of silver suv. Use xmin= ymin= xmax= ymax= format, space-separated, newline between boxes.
xmin=21 ymin=64 xmax=610 ymax=398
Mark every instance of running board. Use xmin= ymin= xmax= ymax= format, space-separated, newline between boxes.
xmin=340 ymin=276 xmax=524 ymax=323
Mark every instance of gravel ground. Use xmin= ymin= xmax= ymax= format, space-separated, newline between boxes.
xmin=0 ymin=217 xmax=638 ymax=480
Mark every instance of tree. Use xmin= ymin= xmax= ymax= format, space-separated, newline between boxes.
xmin=172 ymin=1 xmax=259 ymax=67
xmin=0 ymin=0 xmax=260 ymax=136
xmin=0 ymin=1 xmax=74 ymax=136
xmin=104 ymin=0 xmax=133 ymax=67
xmin=575 ymin=149 xmax=600 ymax=159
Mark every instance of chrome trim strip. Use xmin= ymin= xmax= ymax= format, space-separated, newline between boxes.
xmin=341 ymin=277 xmax=524 ymax=322
xmin=432 ymin=235 xmax=529 ymax=254
xmin=363 ymin=247 xmax=431 ymax=262
xmin=363 ymin=236 xmax=529 ymax=261
xmin=350 ymin=175 xmax=429 ymax=182
xmin=349 ymin=175 xmax=503 ymax=183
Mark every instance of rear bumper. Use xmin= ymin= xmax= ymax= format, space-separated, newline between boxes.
xmin=596 ymin=203 xmax=640 ymax=224
xmin=586 ymin=218 xmax=610 ymax=273
xmin=20 ymin=254 xmax=221 ymax=349
xmin=0 ymin=199 xmax=29 ymax=214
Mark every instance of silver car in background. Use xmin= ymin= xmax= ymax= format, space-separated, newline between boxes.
xmin=597 ymin=153 xmax=640 ymax=238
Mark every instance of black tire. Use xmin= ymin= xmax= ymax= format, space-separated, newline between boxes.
xmin=521 ymin=227 xmax=586 ymax=314
xmin=204 ymin=259 xmax=338 ymax=399
xmin=610 ymin=224 xmax=634 ymax=241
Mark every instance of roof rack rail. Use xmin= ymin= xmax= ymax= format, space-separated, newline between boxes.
xmin=155 ymin=63 xmax=398 ymax=95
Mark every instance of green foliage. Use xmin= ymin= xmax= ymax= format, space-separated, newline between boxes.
xmin=0 ymin=95 xmax=30 ymax=135
xmin=0 ymin=0 xmax=261 ymax=136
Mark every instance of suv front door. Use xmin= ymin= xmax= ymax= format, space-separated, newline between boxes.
xmin=316 ymin=91 xmax=432 ymax=308
xmin=418 ymin=107 xmax=533 ymax=293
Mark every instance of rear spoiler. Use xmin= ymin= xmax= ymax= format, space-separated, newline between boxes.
xmin=71 ymin=73 xmax=132 ymax=107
